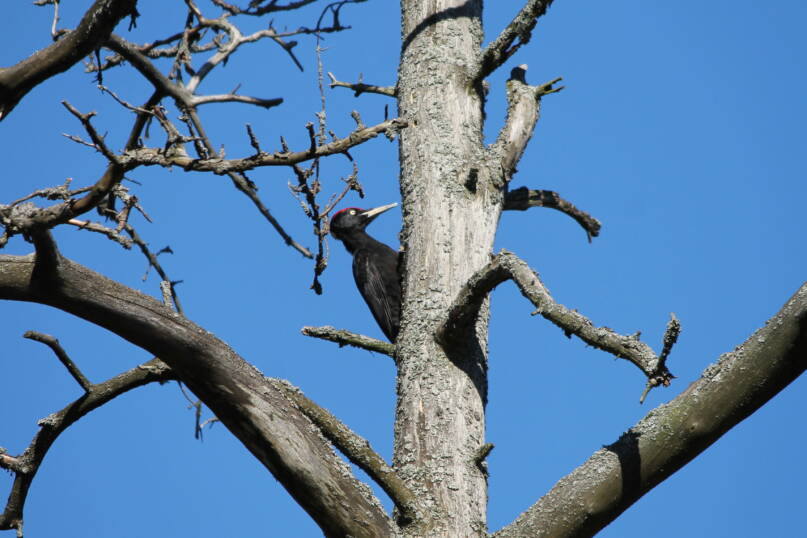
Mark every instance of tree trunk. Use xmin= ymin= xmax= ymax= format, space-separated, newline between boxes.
xmin=395 ymin=1 xmax=501 ymax=535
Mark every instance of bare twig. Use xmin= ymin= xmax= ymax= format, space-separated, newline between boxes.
xmin=437 ymin=250 xmax=675 ymax=390
xmin=33 ymin=0 xmax=67 ymax=41
xmin=328 ymin=72 xmax=395 ymax=97
xmin=186 ymin=108 xmax=314 ymax=258
xmin=301 ymin=326 xmax=395 ymax=357
xmin=92 ymin=16 xmax=352 ymax=75
xmin=178 ymin=381 xmax=206 ymax=440
xmin=211 ymin=0 xmax=319 ymax=16
xmin=61 ymin=101 xmax=120 ymax=163
xmin=504 ymin=187 xmax=601 ymax=241
xmin=189 ymin=94 xmax=283 ymax=108
xmin=23 ymin=331 xmax=93 ymax=392
xmin=66 ymin=218 xmax=133 ymax=248
xmin=123 ymin=224 xmax=184 ymax=314
xmin=9 ymin=178 xmax=90 ymax=206
xmin=88 ymin=26 xmax=213 ymax=72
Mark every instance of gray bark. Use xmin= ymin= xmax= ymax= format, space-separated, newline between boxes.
xmin=395 ymin=1 xmax=500 ymax=535
xmin=2 ymin=2 xmax=806 ymax=537
xmin=494 ymin=283 xmax=807 ymax=537
xmin=0 ymin=252 xmax=392 ymax=538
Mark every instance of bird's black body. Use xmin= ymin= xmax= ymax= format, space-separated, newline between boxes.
xmin=330 ymin=204 xmax=401 ymax=342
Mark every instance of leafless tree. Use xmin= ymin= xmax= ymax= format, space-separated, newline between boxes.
xmin=1 ymin=1 xmax=805 ymax=537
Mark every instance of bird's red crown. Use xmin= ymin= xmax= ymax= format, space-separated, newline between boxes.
xmin=331 ymin=207 xmax=364 ymax=222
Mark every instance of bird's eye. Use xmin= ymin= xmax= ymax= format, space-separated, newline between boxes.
xmin=349 ymin=210 xmax=357 ymax=215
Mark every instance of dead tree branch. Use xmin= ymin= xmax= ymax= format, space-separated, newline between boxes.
xmin=211 ymin=0 xmax=319 ymax=16
xmin=301 ymin=326 xmax=395 ymax=357
xmin=493 ymin=283 xmax=807 ymax=538
xmin=0 ymin=0 xmax=138 ymax=120
xmin=105 ymin=33 xmax=313 ymax=258
xmin=0 ymin=358 xmax=174 ymax=536
xmin=0 ymin=253 xmax=393 ymax=537
xmin=190 ymin=94 xmax=283 ymax=108
xmin=328 ymin=72 xmax=396 ymax=97
xmin=60 ymin=101 xmax=120 ymax=163
xmin=122 ymin=223 xmax=184 ymax=315
xmin=488 ymin=66 xmax=562 ymax=183
xmin=22 ymin=331 xmax=93 ymax=392
xmin=640 ymin=314 xmax=681 ymax=403
xmin=120 ymin=117 xmax=408 ymax=173
xmin=437 ymin=250 xmax=675 ymax=391
xmin=88 ymin=26 xmax=212 ymax=72
xmin=477 ymin=0 xmax=555 ymax=82
xmin=280 ymin=382 xmax=418 ymax=523
xmin=0 ymin=93 xmax=161 ymax=247
xmin=504 ymin=187 xmax=601 ymax=241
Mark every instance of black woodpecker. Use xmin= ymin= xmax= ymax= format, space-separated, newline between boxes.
xmin=330 ymin=203 xmax=401 ymax=343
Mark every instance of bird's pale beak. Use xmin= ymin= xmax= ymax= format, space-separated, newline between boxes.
xmin=361 ymin=203 xmax=398 ymax=221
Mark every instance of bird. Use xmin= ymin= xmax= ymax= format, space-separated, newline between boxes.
xmin=329 ymin=203 xmax=401 ymax=343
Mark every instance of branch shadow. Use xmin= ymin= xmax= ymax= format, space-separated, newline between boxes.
xmin=401 ymin=0 xmax=479 ymax=55
xmin=605 ymin=430 xmax=642 ymax=504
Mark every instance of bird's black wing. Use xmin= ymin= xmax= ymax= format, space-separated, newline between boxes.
xmin=353 ymin=247 xmax=401 ymax=342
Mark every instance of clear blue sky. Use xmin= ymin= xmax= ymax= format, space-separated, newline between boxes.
xmin=2 ymin=2 xmax=805 ymax=536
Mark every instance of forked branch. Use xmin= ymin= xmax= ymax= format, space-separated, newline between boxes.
xmin=279 ymin=382 xmax=417 ymax=523
xmin=494 ymin=283 xmax=807 ymax=538
xmin=0 ymin=358 xmax=174 ymax=536
xmin=488 ymin=66 xmax=562 ymax=184
xmin=0 ymin=0 xmax=138 ymax=120
xmin=477 ymin=0 xmax=555 ymax=82
xmin=120 ymin=117 xmax=408 ymax=173
xmin=0 ymin=253 xmax=392 ymax=537
xmin=0 ymin=93 xmax=160 ymax=248
xmin=437 ymin=250 xmax=676 ymax=391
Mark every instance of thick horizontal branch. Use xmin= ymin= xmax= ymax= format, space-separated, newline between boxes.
xmin=0 ymin=358 xmax=174 ymax=535
xmin=120 ymin=118 xmax=407 ymax=173
xmin=280 ymin=382 xmax=417 ymax=523
xmin=0 ymin=253 xmax=392 ymax=537
xmin=494 ymin=282 xmax=807 ymax=537
xmin=302 ymin=326 xmax=395 ymax=357
xmin=0 ymin=0 xmax=137 ymax=120
xmin=437 ymin=250 xmax=674 ymax=388
xmin=488 ymin=67 xmax=562 ymax=184
xmin=504 ymin=187 xmax=601 ymax=241
xmin=477 ymin=0 xmax=555 ymax=82
xmin=328 ymin=72 xmax=396 ymax=97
